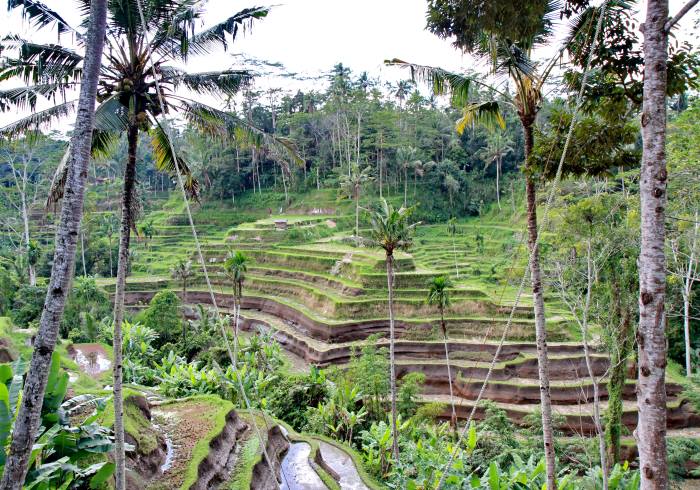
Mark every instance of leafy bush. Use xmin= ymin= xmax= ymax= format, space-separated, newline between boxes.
xmin=136 ymin=290 xmax=182 ymax=349
xmin=267 ymin=366 xmax=328 ymax=431
xmin=11 ymin=284 xmax=46 ymax=327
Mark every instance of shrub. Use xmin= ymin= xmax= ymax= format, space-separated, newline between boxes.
xmin=137 ymin=290 xmax=182 ymax=348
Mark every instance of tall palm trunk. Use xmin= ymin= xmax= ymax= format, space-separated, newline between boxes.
xmin=495 ymin=156 xmax=502 ymax=211
xmin=355 ymin=188 xmax=360 ymax=243
xmin=441 ymin=309 xmax=457 ymax=431
xmin=523 ymin=119 xmax=556 ymax=490
xmin=403 ymin=167 xmax=408 ymax=207
xmin=233 ymin=281 xmax=241 ymax=367
xmin=386 ymin=253 xmax=399 ymax=460
xmin=0 ymin=1 xmax=108 ymax=487
xmin=637 ymin=1 xmax=670 ymax=486
xmin=112 ymin=123 xmax=139 ymax=490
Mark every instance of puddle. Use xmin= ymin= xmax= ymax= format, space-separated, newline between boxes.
xmin=280 ymin=442 xmax=326 ymax=490
xmin=318 ymin=441 xmax=368 ymax=490
xmin=69 ymin=344 xmax=111 ymax=377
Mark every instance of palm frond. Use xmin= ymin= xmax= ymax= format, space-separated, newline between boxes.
xmin=7 ymin=0 xmax=74 ymax=35
xmin=183 ymin=6 xmax=270 ymax=58
xmin=150 ymin=121 xmax=199 ymax=200
xmin=385 ymin=59 xmax=507 ymax=105
xmin=178 ymin=99 xmax=303 ymax=166
xmin=94 ymin=96 xmax=129 ymax=132
xmin=455 ymin=101 xmax=505 ymax=134
xmin=0 ymin=36 xmax=83 ymax=84
xmin=161 ymin=68 xmax=253 ymax=97
xmin=0 ymin=99 xmax=75 ymax=139
xmin=91 ymin=129 xmax=120 ymax=159
xmin=0 ymin=82 xmax=77 ymax=111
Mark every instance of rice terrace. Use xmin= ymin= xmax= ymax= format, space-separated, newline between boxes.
xmin=0 ymin=0 xmax=699 ymax=488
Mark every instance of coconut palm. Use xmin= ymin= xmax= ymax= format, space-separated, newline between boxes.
xmin=1 ymin=3 xmax=300 ymax=488
xmin=171 ymin=258 xmax=194 ymax=305
xmin=478 ymin=132 xmax=514 ymax=210
xmin=427 ymin=275 xmax=457 ymax=430
xmin=0 ymin=1 xmax=108 ymax=487
xmin=340 ymin=162 xmax=374 ymax=244
xmin=396 ymin=146 xmax=421 ymax=207
xmin=369 ymin=198 xmax=418 ymax=461
xmin=387 ymin=5 xmax=565 ymax=482
xmin=224 ymin=250 xmax=248 ymax=367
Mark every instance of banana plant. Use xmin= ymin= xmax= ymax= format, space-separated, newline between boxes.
xmin=0 ymin=354 xmax=116 ymax=488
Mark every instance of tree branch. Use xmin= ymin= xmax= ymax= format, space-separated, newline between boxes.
xmin=665 ymin=0 xmax=700 ymax=32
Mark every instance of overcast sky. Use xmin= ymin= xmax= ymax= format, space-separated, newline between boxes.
xmin=0 ymin=0 xmax=698 ymax=129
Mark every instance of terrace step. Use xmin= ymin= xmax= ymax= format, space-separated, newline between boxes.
xmin=418 ymin=395 xmax=700 ymax=435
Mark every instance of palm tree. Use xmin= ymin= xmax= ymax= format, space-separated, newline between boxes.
xmin=427 ymin=275 xmax=457 ymax=430
xmin=478 ymin=132 xmax=514 ymax=210
xmin=224 ymin=250 xmax=247 ymax=367
xmin=171 ymin=259 xmax=194 ymax=305
xmin=1 ymin=3 xmax=300 ymax=488
xmin=0 ymin=1 xmax=108 ymax=487
xmin=387 ymin=5 xmax=565 ymax=482
xmin=340 ymin=163 xmax=374 ymax=244
xmin=369 ymin=198 xmax=418 ymax=461
xmin=396 ymin=146 xmax=421 ymax=207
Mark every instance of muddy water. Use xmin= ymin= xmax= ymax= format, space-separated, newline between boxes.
xmin=279 ymin=442 xmax=326 ymax=490
xmin=69 ymin=344 xmax=111 ymax=377
xmin=318 ymin=441 xmax=368 ymax=490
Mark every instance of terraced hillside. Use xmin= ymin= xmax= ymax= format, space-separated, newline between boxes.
xmin=109 ymin=193 xmax=700 ymax=436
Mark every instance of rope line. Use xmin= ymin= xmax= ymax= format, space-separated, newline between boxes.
xmin=132 ymin=1 xmax=289 ymax=486
xmin=435 ymin=3 xmax=609 ymax=487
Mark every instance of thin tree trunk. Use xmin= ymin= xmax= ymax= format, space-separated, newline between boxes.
xmin=637 ymin=1 xmax=670 ymax=487
xmin=21 ymin=194 xmax=36 ymax=286
xmin=496 ymin=157 xmax=502 ymax=211
xmin=112 ymin=124 xmax=139 ymax=490
xmin=682 ymin=215 xmax=698 ymax=376
xmin=0 ymin=1 xmax=107 ymax=486
xmin=582 ymin=238 xmax=608 ymax=489
xmin=441 ymin=309 xmax=457 ymax=431
xmin=108 ymin=234 xmax=113 ymax=278
xmin=403 ymin=168 xmax=408 ymax=207
xmin=233 ymin=282 xmax=242 ymax=368
xmin=386 ymin=254 xmax=399 ymax=461
xmin=524 ymin=119 xmax=556 ymax=490
xmin=355 ymin=191 xmax=360 ymax=244
xmin=80 ymin=229 xmax=87 ymax=276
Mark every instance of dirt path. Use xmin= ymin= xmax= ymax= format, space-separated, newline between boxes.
xmin=68 ymin=343 xmax=111 ymax=377
xmin=279 ymin=442 xmax=326 ymax=490
xmin=318 ymin=441 xmax=368 ymax=490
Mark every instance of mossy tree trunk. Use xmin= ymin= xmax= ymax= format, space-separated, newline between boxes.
xmin=0 ymin=1 xmax=108 ymax=486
